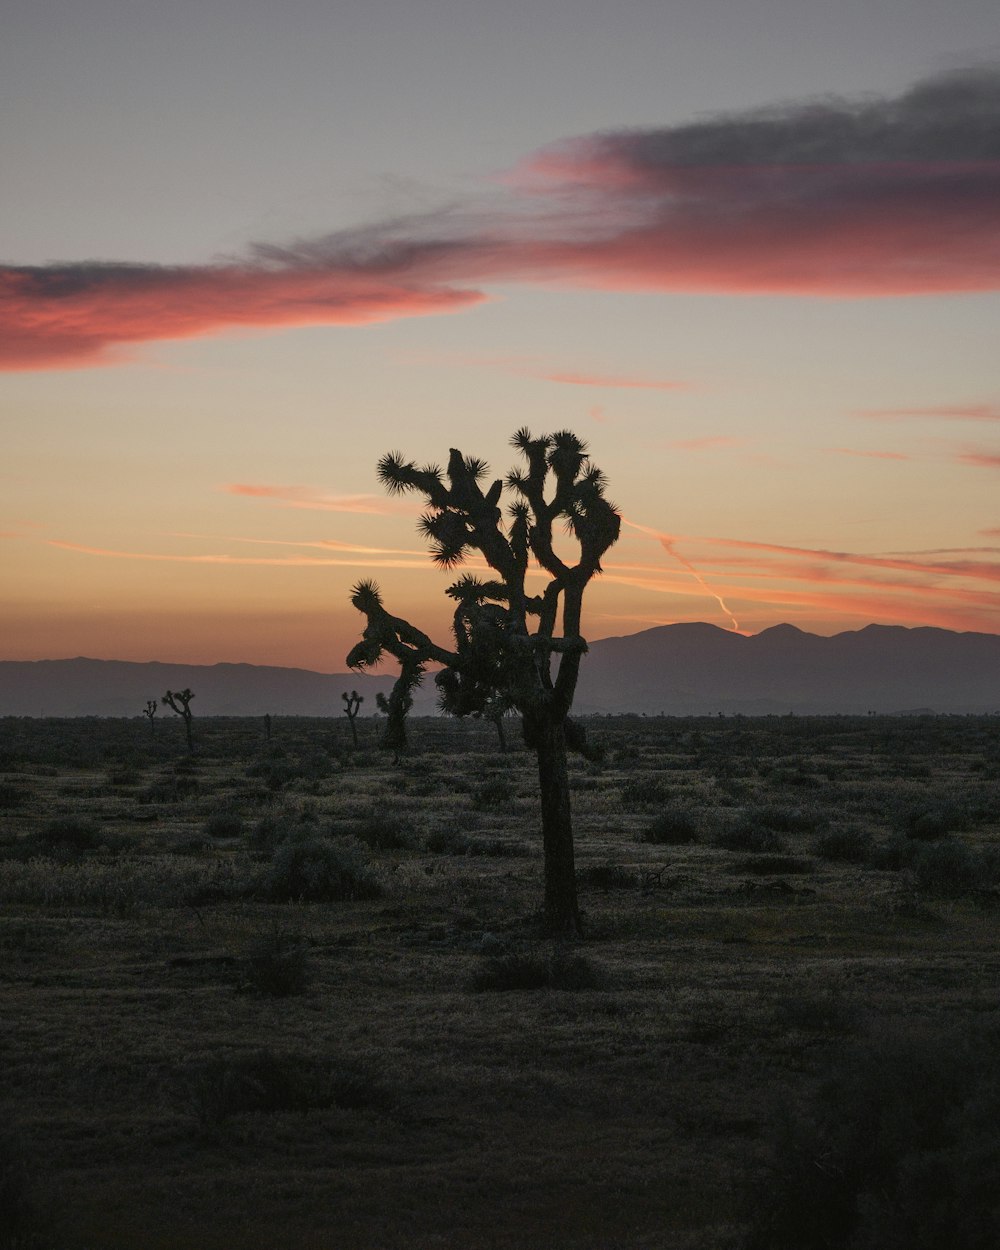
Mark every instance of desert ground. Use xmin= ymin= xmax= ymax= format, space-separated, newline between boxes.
xmin=2 ymin=712 xmax=999 ymax=1249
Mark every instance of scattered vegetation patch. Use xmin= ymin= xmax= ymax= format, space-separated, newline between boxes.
xmin=190 ymin=1049 xmax=392 ymax=1133
xmin=714 ymin=821 xmax=787 ymax=854
xmin=815 ymin=826 xmax=875 ymax=863
xmin=471 ymin=948 xmax=604 ymax=992
xmin=742 ymin=1023 xmax=1000 ymax=1250
xmin=265 ymin=835 xmax=383 ymax=902
xmin=240 ymin=928 xmax=311 ymax=997
xmin=642 ymin=807 xmax=698 ymax=845
xmin=578 ymin=861 xmax=636 ymax=890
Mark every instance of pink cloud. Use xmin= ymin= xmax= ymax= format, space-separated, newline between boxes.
xmin=858 ymin=404 xmax=1000 ymax=422
xmin=5 ymin=68 xmax=1000 ymax=370
xmin=0 ymin=263 xmax=483 ymax=371
xmin=618 ymin=517 xmax=1000 ymax=633
xmin=957 ymin=450 xmax=1000 ymax=468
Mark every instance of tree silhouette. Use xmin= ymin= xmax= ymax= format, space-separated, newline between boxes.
xmin=142 ymin=699 xmax=157 ymax=738
xmin=347 ymin=429 xmax=620 ymax=934
xmin=341 ymin=689 xmax=364 ymax=748
xmin=163 ymin=688 xmax=195 ymax=752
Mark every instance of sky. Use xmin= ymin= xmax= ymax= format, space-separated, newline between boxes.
xmin=4 ymin=0 xmax=1000 ymax=671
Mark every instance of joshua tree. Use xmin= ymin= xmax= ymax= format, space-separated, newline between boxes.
xmin=142 ymin=699 xmax=157 ymax=738
xmin=163 ymin=688 xmax=195 ymax=752
xmin=341 ymin=689 xmax=364 ymax=748
xmin=347 ymin=429 xmax=620 ymax=934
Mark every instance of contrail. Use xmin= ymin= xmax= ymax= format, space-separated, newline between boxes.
xmin=625 ymin=519 xmax=741 ymax=632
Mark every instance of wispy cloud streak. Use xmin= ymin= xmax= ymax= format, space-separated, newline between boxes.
xmin=5 ymin=68 xmax=1000 ymax=369
xmin=618 ymin=517 xmax=1000 ymax=633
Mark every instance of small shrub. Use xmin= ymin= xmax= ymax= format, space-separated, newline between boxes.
xmin=621 ymin=776 xmax=672 ymax=808
xmin=345 ymin=812 xmax=414 ymax=851
xmin=425 ymin=828 xmax=471 ymax=855
xmin=265 ymin=835 xmax=382 ymax=902
xmin=241 ymin=928 xmax=310 ymax=997
xmin=190 ymin=1050 xmax=391 ymax=1132
xmin=471 ymin=776 xmax=513 ymax=811
xmin=749 ymin=804 xmax=824 ymax=834
xmin=33 ymin=816 xmax=103 ymax=853
xmin=471 ymin=949 xmax=603 ymax=992
xmin=910 ymin=840 xmax=983 ymax=896
xmin=714 ymin=821 xmax=787 ymax=854
xmin=905 ymin=803 xmax=967 ymax=840
xmin=815 ymin=826 xmax=874 ymax=863
xmin=643 ymin=808 xmax=698 ymax=845
xmin=578 ymin=862 xmax=636 ymax=891
xmin=736 ymin=855 xmax=813 ymax=876
xmin=202 ymin=808 xmax=245 ymax=839
xmin=0 ymin=782 xmax=30 ymax=811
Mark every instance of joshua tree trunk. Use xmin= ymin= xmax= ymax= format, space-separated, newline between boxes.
xmin=531 ymin=713 xmax=580 ymax=934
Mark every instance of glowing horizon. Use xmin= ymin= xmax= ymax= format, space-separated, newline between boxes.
xmin=4 ymin=19 xmax=1000 ymax=668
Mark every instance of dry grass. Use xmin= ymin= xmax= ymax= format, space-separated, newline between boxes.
xmin=1 ymin=712 xmax=999 ymax=1248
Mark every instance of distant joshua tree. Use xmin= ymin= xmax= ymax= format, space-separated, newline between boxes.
xmin=163 ymin=688 xmax=195 ymax=752
xmin=142 ymin=699 xmax=157 ymax=738
xmin=341 ymin=690 xmax=364 ymax=748
xmin=347 ymin=429 xmax=620 ymax=935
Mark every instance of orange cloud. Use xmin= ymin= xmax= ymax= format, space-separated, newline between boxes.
xmin=666 ymin=436 xmax=741 ymax=452
xmin=224 ymin=484 xmax=408 ymax=515
xmin=5 ymin=68 xmax=1000 ymax=370
xmin=47 ymin=540 xmax=429 ymax=571
xmin=830 ymin=447 xmax=911 ymax=460
xmin=539 ymin=370 xmax=688 ymax=390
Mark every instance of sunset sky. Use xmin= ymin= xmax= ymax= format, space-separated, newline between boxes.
xmin=4 ymin=0 xmax=1000 ymax=671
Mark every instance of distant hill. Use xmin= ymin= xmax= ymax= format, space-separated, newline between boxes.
xmin=0 ymin=659 xmax=408 ymax=719
xmin=2 ymin=623 xmax=1000 ymax=717
xmin=577 ymin=622 xmax=1000 ymax=715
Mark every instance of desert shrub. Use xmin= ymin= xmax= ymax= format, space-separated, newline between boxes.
xmin=870 ymin=833 xmax=915 ymax=872
xmin=643 ymin=808 xmax=698 ymax=844
xmin=770 ymin=986 xmax=857 ymax=1035
xmin=815 ymin=826 xmax=875 ymax=863
xmin=578 ymin=861 xmax=636 ymax=890
xmin=471 ymin=776 xmax=513 ymax=811
xmin=265 ymin=835 xmax=382 ymax=902
xmin=714 ymin=821 xmax=787 ymax=854
xmin=471 ymin=949 xmax=603 ymax=992
xmin=425 ymin=828 xmax=471 ymax=855
xmin=749 ymin=803 xmax=824 ymax=834
xmin=344 ymin=812 xmax=414 ymax=851
xmin=190 ymin=1050 xmax=391 ymax=1132
xmin=423 ymin=828 xmax=523 ymax=857
xmin=736 ymin=855 xmax=813 ymax=876
xmin=246 ymin=813 xmax=287 ymax=860
xmin=905 ymin=803 xmax=968 ymax=840
xmin=621 ymin=776 xmax=672 ymax=807
xmin=741 ymin=1023 xmax=1000 ymax=1250
xmin=910 ymin=840 xmax=984 ymax=897
xmin=33 ymin=815 xmax=104 ymax=853
xmin=241 ymin=928 xmax=310 ymax=997
xmin=0 ymin=782 xmax=31 ymax=811
xmin=202 ymin=807 xmax=246 ymax=839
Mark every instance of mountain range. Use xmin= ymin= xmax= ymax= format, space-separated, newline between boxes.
xmin=1 ymin=623 xmax=999 ymax=718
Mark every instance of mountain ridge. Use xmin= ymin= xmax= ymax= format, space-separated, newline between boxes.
xmin=2 ymin=622 xmax=1000 ymax=716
